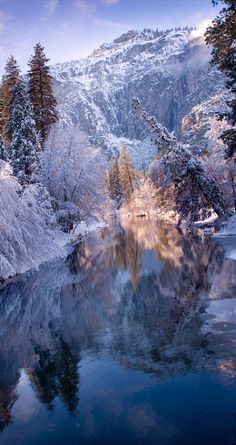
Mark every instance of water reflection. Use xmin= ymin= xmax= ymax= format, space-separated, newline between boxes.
xmin=28 ymin=333 xmax=79 ymax=414
xmin=0 ymin=218 xmax=236 ymax=444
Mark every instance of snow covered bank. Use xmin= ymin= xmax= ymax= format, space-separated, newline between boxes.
xmin=72 ymin=220 xmax=107 ymax=237
xmin=0 ymin=161 xmax=71 ymax=281
xmin=216 ymin=215 xmax=236 ymax=237
xmin=214 ymin=215 xmax=236 ymax=261
xmin=202 ymin=298 xmax=236 ymax=334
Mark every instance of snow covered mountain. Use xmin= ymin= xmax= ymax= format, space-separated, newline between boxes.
xmin=51 ymin=28 xmax=225 ymax=160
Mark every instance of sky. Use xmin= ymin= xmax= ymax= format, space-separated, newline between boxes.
xmin=0 ymin=0 xmax=221 ymax=74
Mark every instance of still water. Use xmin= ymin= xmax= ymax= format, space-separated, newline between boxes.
xmin=1 ymin=218 xmax=236 ymax=445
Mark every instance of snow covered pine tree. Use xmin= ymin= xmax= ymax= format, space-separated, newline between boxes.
xmin=7 ymin=78 xmax=40 ymax=184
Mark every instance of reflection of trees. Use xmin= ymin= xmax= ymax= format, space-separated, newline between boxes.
xmin=65 ymin=241 xmax=92 ymax=276
xmin=28 ymin=333 xmax=80 ymax=414
xmin=110 ymin=218 xmax=224 ymax=295
xmin=0 ymin=388 xmax=17 ymax=432
xmin=120 ymin=216 xmax=182 ymax=268
xmin=112 ymin=225 xmax=140 ymax=288
xmin=0 ymin=359 xmax=19 ymax=432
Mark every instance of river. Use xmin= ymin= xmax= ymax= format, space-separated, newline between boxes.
xmin=0 ymin=218 xmax=236 ymax=445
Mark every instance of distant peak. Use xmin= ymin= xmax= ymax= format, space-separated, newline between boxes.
xmin=90 ymin=26 xmax=196 ymax=58
xmin=113 ymin=29 xmax=140 ymax=44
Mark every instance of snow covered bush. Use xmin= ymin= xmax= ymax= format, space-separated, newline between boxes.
xmin=0 ymin=161 xmax=68 ymax=280
xmin=41 ymin=124 xmax=112 ymax=226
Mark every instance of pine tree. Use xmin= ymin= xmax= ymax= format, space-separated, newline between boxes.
xmin=1 ymin=56 xmax=21 ymax=141
xmin=107 ymin=158 xmax=122 ymax=206
xmin=28 ymin=43 xmax=59 ymax=146
xmin=118 ymin=145 xmax=134 ymax=202
xmin=8 ymin=79 xmax=40 ymax=184
xmin=205 ymin=1 xmax=236 ymax=211
xmin=205 ymin=1 xmax=236 ymax=156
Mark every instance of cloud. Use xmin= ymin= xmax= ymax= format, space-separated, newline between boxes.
xmin=45 ymin=0 xmax=59 ymax=16
xmin=0 ymin=10 xmax=11 ymax=35
xmin=191 ymin=19 xmax=212 ymax=38
xmin=95 ymin=17 xmax=133 ymax=29
xmin=102 ymin=0 xmax=120 ymax=5
xmin=75 ymin=0 xmax=96 ymax=13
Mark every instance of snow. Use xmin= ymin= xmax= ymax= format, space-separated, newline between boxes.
xmin=202 ymin=298 xmax=236 ymax=334
xmin=213 ymin=216 xmax=236 ymax=261
xmin=72 ymin=220 xmax=107 ymax=236
xmin=216 ymin=215 xmax=236 ymax=237
xmin=0 ymin=161 xmax=72 ymax=281
xmin=41 ymin=124 xmax=113 ymax=223
xmin=226 ymin=247 xmax=236 ymax=261
xmin=103 ymin=133 xmax=157 ymax=169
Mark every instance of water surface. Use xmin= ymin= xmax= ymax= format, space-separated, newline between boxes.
xmin=1 ymin=218 xmax=236 ymax=445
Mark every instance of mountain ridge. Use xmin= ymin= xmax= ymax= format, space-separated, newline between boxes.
xmin=51 ymin=27 xmax=226 ymax=164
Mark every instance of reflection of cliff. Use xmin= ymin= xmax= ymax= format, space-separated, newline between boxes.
xmin=0 ymin=218 xmax=233 ymax=430
xmin=109 ymin=273 xmax=205 ymax=375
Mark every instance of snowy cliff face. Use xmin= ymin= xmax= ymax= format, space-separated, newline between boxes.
xmin=51 ymin=28 xmax=225 ymax=160
xmin=181 ymin=92 xmax=230 ymax=155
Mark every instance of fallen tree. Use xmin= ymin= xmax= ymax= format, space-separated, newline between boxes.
xmin=132 ymin=98 xmax=229 ymax=222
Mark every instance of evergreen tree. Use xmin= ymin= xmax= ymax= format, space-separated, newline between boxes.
xmin=205 ymin=1 xmax=236 ymax=211
xmin=8 ymin=79 xmax=40 ymax=184
xmin=1 ymin=56 xmax=20 ymax=141
xmin=28 ymin=43 xmax=59 ymax=146
xmin=118 ymin=145 xmax=134 ymax=202
xmin=205 ymin=0 xmax=236 ymax=157
xmin=107 ymin=158 xmax=122 ymax=206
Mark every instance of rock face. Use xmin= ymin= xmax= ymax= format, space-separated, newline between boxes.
xmin=181 ymin=92 xmax=230 ymax=155
xmin=51 ymin=28 xmax=225 ymax=158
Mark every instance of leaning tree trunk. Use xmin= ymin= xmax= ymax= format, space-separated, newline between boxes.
xmin=132 ymin=98 xmax=230 ymax=220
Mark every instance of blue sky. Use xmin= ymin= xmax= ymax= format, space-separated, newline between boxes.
xmin=0 ymin=0 xmax=221 ymax=74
